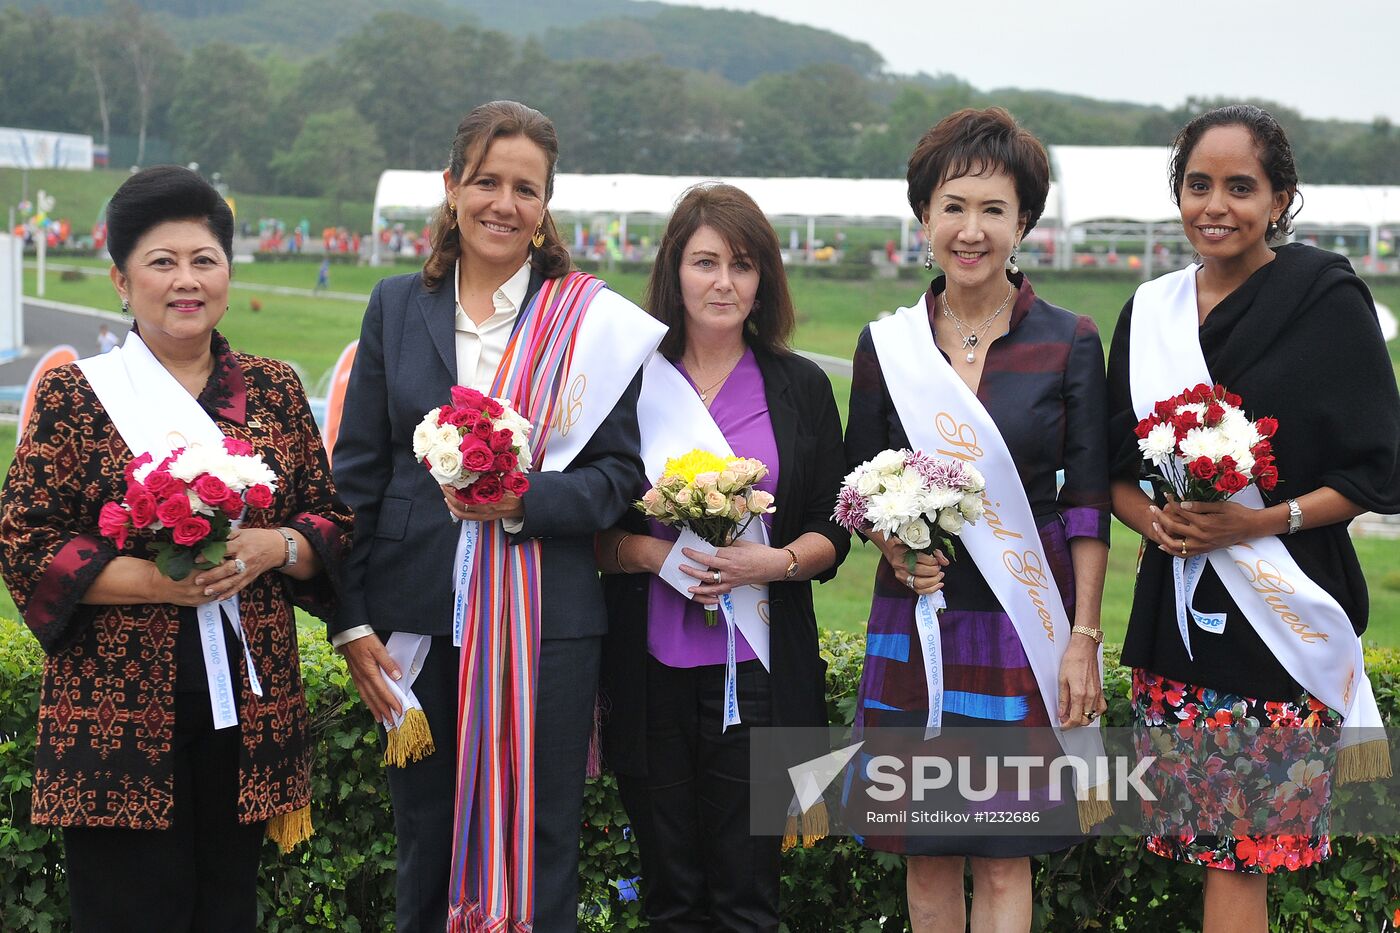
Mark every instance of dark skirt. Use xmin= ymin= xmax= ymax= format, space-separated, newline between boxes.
xmin=1131 ymin=668 xmax=1339 ymax=873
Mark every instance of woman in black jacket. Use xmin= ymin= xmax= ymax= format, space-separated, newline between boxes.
xmin=598 ymin=183 xmax=850 ymax=931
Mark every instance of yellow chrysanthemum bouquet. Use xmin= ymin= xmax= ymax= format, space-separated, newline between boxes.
xmin=636 ymin=448 xmax=775 ymax=624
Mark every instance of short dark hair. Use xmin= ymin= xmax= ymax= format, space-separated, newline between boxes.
xmin=646 ymin=184 xmax=795 ymax=360
xmin=906 ymin=107 xmax=1051 ymax=236
xmin=105 ymin=165 xmax=234 ymax=272
xmin=423 ymin=100 xmax=570 ymax=290
xmin=1169 ymin=104 xmax=1300 ymax=240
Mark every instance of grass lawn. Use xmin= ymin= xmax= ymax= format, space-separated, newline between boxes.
xmin=1 ymin=167 xmax=372 ymax=235
xmin=11 ymin=261 xmax=1400 ymax=647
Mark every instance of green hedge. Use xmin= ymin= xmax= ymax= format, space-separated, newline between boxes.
xmin=2 ymin=623 xmax=1397 ymax=931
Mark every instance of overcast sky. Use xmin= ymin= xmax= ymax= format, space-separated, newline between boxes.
xmin=664 ymin=0 xmax=1400 ymax=124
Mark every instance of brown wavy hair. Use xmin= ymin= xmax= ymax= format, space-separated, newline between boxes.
xmin=646 ymin=183 xmax=795 ymax=360
xmin=421 ymin=100 xmax=570 ymax=290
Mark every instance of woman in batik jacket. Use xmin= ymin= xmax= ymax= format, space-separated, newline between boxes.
xmin=0 ymin=165 xmax=349 ymax=933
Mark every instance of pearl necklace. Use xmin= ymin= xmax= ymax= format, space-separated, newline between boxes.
xmin=941 ymin=283 xmax=1014 ymax=363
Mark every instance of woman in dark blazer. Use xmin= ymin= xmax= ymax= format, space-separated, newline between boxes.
xmin=597 ymin=183 xmax=850 ymax=931
xmin=332 ymin=101 xmax=656 ymax=933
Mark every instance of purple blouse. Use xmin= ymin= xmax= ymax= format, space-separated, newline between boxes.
xmin=646 ymin=349 xmax=779 ymax=668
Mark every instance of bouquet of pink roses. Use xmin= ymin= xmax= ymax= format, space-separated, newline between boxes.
xmin=412 ymin=385 xmax=533 ymax=505
xmin=98 ymin=438 xmax=278 ymax=580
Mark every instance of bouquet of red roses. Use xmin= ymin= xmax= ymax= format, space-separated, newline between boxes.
xmin=98 ymin=437 xmax=279 ymax=580
xmin=1134 ymin=382 xmax=1279 ymax=502
xmin=412 ymin=385 xmax=532 ymax=505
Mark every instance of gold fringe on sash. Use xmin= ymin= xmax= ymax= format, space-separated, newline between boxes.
xmin=383 ymin=707 xmax=436 ymax=768
xmin=781 ymin=799 xmax=830 ymax=852
xmin=266 ymin=804 xmax=314 ymax=853
xmin=1077 ymin=787 xmax=1114 ymax=834
xmin=1336 ymin=739 xmax=1392 ymax=785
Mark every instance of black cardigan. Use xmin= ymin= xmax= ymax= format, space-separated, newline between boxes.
xmin=1107 ymin=244 xmax=1400 ymax=700
xmin=600 ymin=346 xmax=851 ymax=778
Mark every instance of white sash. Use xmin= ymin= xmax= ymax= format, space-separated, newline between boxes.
xmin=78 ymin=332 xmax=259 ymax=731
xmin=449 ymin=286 xmax=666 ymax=646
xmin=869 ymin=302 xmax=1107 ymax=788
xmin=1128 ymin=267 xmax=1386 ymax=750
xmin=636 ymin=353 xmax=772 ymax=731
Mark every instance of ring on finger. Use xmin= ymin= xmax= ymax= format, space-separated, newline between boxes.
xmin=1085 ymin=710 xmax=1098 ymax=722
xmin=712 ymin=570 xmax=721 ymax=585
xmin=233 ymin=557 xmax=247 ymax=575
xmin=905 ymin=572 xmax=916 ymax=589
xmin=1180 ymin=539 xmax=1188 ymax=557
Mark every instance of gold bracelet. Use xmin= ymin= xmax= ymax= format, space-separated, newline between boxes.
xmin=1070 ymin=624 xmax=1103 ymax=645
xmin=614 ymin=533 xmax=633 ymax=574
xmin=782 ymin=546 xmax=800 ymax=580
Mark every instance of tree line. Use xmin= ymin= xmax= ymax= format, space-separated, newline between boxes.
xmin=2 ymin=3 xmax=1397 ymax=205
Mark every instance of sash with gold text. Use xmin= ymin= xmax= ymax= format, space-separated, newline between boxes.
xmin=869 ymin=302 xmax=1107 ymax=794
xmin=1128 ymin=267 xmax=1387 ymax=769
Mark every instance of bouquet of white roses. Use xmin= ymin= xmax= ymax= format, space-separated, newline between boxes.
xmin=833 ymin=448 xmax=985 ymax=604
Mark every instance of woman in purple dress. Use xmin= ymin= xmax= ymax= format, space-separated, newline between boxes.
xmin=844 ymin=108 xmax=1111 ymax=930
xmin=597 ymin=183 xmax=850 ymax=930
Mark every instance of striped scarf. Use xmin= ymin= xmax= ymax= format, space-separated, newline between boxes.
xmin=447 ymin=271 xmax=605 ymax=933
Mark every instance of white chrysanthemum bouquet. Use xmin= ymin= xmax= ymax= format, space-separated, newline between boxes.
xmin=833 ymin=449 xmax=985 ymax=604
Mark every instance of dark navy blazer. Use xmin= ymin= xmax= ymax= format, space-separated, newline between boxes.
xmin=331 ymin=268 xmax=646 ymax=641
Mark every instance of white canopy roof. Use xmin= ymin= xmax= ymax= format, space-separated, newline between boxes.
xmin=372 ymin=148 xmax=1400 ymax=231
xmin=372 ymin=170 xmax=936 ymax=225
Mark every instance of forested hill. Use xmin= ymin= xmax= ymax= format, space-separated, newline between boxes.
xmin=7 ymin=0 xmax=884 ymax=83
xmin=3 ymin=1 xmax=1397 ymax=200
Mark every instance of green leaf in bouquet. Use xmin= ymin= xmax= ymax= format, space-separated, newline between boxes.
xmin=198 ymin=539 xmax=227 ymax=569
xmin=155 ymin=545 xmax=195 ymax=581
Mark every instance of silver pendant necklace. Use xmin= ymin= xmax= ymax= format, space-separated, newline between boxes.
xmin=942 ymin=283 xmax=1014 ymax=363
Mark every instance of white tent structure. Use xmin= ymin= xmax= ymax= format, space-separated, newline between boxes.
xmin=370 ymin=147 xmax=1400 ymax=272
xmin=370 ymin=169 xmax=960 ymax=264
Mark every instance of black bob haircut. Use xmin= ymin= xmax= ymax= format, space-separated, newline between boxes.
xmin=106 ymin=165 xmax=235 ymax=272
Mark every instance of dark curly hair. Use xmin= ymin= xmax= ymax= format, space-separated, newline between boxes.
xmin=105 ymin=165 xmax=234 ymax=272
xmin=422 ymin=100 xmax=570 ymax=290
xmin=1169 ymin=104 xmax=1301 ymax=240
xmin=906 ymin=107 xmax=1050 ymax=236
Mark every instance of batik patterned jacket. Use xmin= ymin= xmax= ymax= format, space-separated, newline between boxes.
xmin=0 ymin=333 xmax=350 ymax=829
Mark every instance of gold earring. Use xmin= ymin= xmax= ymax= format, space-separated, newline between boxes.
xmin=448 ymin=201 xmax=456 ymax=213
xmin=530 ymin=216 xmax=546 ymax=249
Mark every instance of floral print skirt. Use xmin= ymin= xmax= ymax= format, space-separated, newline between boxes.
xmin=1131 ymin=668 xmax=1340 ymax=873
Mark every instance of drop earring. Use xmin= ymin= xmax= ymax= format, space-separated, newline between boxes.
xmin=531 ymin=216 xmax=546 ymax=249
xmin=923 ymin=239 xmax=934 ymax=271
xmin=120 ymin=298 xmax=130 ymax=314
xmin=1008 ymin=243 xmax=1020 ymax=275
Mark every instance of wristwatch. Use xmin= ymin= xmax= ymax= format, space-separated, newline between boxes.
xmin=278 ymin=528 xmax=299 ymax=568
xmin=1070 ymin=625 xmax=1104 ymax=645
xmin=1286 ymin=498 xmax=1303 ymax=535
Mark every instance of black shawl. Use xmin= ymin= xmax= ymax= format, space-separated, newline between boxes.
xmin=1106 ymin=243 xmax=1400 ymax=700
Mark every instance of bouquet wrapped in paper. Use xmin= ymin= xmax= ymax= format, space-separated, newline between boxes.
xmin=1134 ymin=382 xmax=1278 ymax=502
xmin=98 ymin=438 xmax=278 ymax=580
xmin=832 ymin=448 xmax=985 ymax=609
xmin=636 ymin=449 xmax=775 ymax=625
xmin=413 ymin=385 xmax=533 ymax=505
